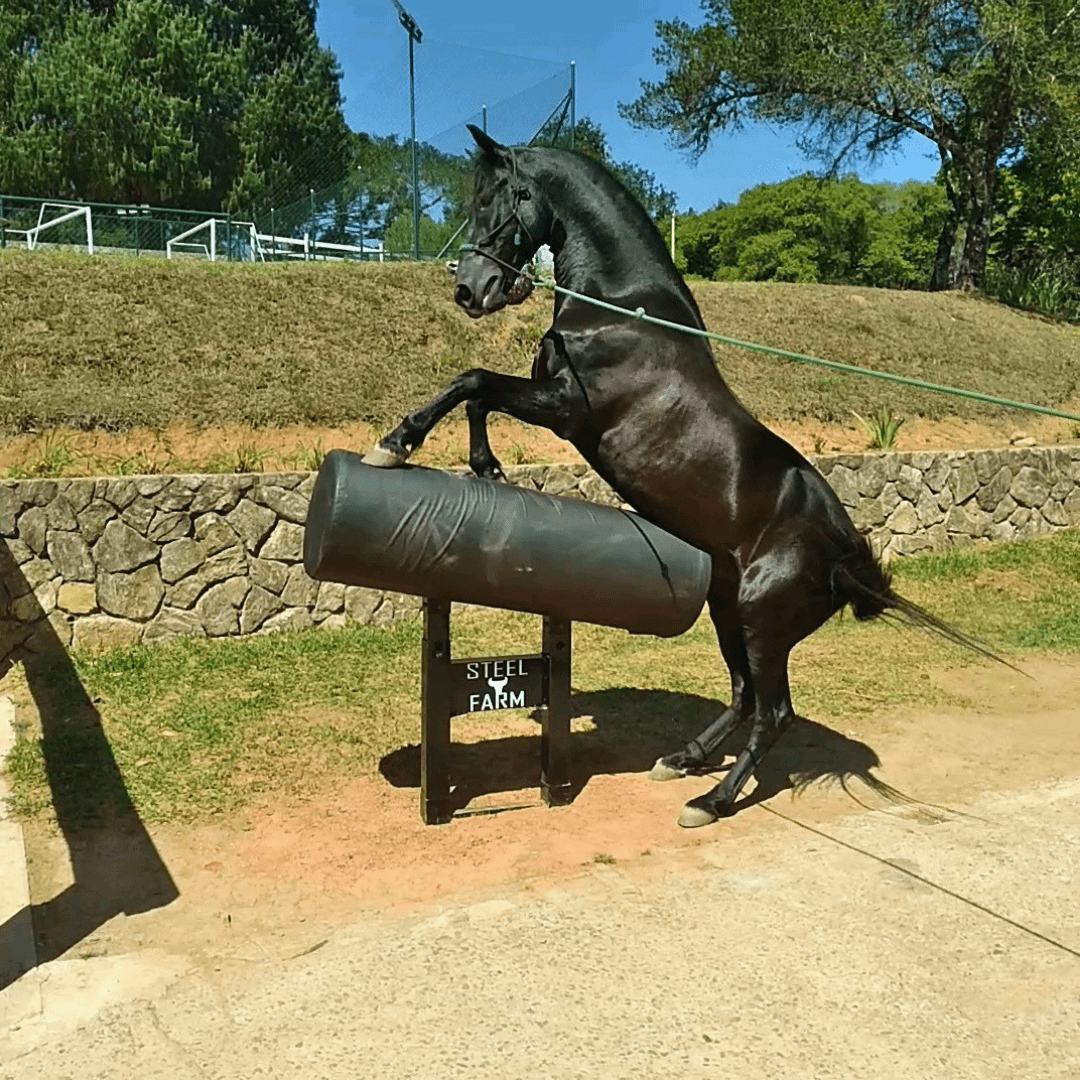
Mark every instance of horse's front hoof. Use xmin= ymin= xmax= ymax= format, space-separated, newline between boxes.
xmin=361 ymin=443 xmax=409 ymax=468
xmin=678 ymin=796 xmax=719 ymax=829
xmin=649 ymin=757 xmax=686 ymax=782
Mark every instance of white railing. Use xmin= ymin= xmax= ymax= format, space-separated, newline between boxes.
xmin=255 ymin=232 xmax=385 ymax=262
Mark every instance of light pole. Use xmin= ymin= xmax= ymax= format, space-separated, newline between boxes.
xmin=392 ymin=1 xmax=423 ymax=260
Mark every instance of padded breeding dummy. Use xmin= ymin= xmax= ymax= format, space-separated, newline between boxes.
xmin=304 ymin=450 xmax=711 ymax=638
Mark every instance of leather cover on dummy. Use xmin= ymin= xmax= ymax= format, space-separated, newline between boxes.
xmin=304 ymin=450 xmax=711 ymax=637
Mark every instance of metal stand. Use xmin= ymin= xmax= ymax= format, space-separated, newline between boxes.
xmin=420 ymin=598 xmax=573 ymax=825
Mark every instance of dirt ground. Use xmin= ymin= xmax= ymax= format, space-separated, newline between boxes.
xmin=19 ymin=653 xmax=1080 ymax=967
xmin=4 ymin=406 xmax=1080 ymax=478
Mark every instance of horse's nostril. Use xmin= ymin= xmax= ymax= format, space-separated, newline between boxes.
xmin=455 ymin=283 xmax=473 ymax=307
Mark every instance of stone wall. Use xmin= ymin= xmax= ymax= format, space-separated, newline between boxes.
xmin=2 ymin=446 xmax=1078 ymax=662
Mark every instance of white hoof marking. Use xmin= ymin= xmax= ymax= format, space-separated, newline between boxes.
xmin=361 ymin=444 xmax=409 ymax=468
xmin=648 ymin=758 xmax=686 ymax=782
xmin=677 ymin=803 xmax=718 ymax=829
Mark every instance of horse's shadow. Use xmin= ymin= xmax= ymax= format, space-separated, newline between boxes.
xmin=379 ymin=687 xmax=897 ymax=816
xmin=0 ymin=542 xmax=178 ymax=993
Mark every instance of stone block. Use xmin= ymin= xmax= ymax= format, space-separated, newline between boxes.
xmin=194 ymin=513 xmax=241 ymax=556
xmin=189 ymin=476 xmax=244 ymax=514
xmin=0 ymin=486 xmax=22 ymax=536
xmin=157 ymin=476 xmax=205 ymax=512
xmin=17 ymin=506 xmax=48 ymax=556
xmin=345 ymin=586 xmax=383 ymax=624
xmin=98 ymin=565 xmax=164 ymax=621
xmin=542 ymin=468 xmax=580 ymax=497
xmin=949 ymin=461 xmax=979 ymax=505
xmin=160 ymin=538 xmax=203 ymax=584
xmin=72 ymin=614 xmax=141 ymax=651
xmin=45 ymin=495 xmax=78 ymax=531
xmin=120 ymin=496 xmax=156 ymax=534
xmin=142 ymin=608 xmax=207 ymax=644
xmin=855 ymin=456 xmax=888 ymax=498
xmin=76 ymin=500 xmax=117 ymax=545
xmin=99 ymin=478 xmax=139 ymax=510
xmin=923 ymin=457 xmax=951 ymax=493
xmin=1010 ymin=466 xmax=1050 ymax=508
xmin=12 ymin=578 xmax=57 ymax=622
xmin=1041 ymin=500 xmax=1069 ymax=527
xmin=975 ymin=466 xmax=1012 ymax=512
xmin=885 ymin=502 xmax=919 ymax=535
xmin=281 ymin=564 xmax=319 ymax=607
xmin=314 ymin=581 xmax=346 ymax=617
xmin=826 ymin=465 xmax=859 ymax=506
xmin=133 ymin=476 xmax=170 ymax=497
xmin=196 ymin=579 xmax=247 ymax=636
xmin=47 ymin=531 xmax=95 ymax=582
xmin=258 ymin=608 xmax=314 ymax=635
xmin=850 ymin=497 xmax=885 ymax=530
xmin=260 ymin=521 xmax=305 ymax=562
xmin=253 ymin=484 xmax=309 ymax=524
xmin=250 ymin=558 xmax=288 ymax=594
xmin=93 ymin=519 xmax=158 ymax=573
xmin=240 ymin=585 xmax=284 ymax=634
xmin=914 ymin=490 xmax=944 ymax=528
xmin=226 ymin=498 xmax=278 ymax=552
xmin=57 ymin=479 xmax=94 ymax=512
xmin=57 ymin=582 xmax=96 ymax=614
xmin=895 ymin=464 xmax=923 ymax=503
xmin=148 ymin=511 xmax=192 ymax=544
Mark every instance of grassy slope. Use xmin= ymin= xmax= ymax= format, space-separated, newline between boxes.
xmin=1 ymin=249 xmax=1078 ymax=435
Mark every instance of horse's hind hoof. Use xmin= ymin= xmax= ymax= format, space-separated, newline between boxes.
xmin=649 ymin=757 xmax=686 ymax=782
xmin=361 ymin=444 xmax=409 ymax=468
xmin=677 ymin=797 xmax=719 ymax=829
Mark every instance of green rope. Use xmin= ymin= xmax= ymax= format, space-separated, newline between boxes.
xmin=534 ymin=277 xmax=1080 ymax=425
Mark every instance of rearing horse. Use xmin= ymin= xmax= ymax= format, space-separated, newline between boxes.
xmin=365 ymin=125 xmax=996 ymax=828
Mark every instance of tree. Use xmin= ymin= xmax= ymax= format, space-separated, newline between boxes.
xmin=673 ymin=174 xmax=945 ymax=286
xmin=621 ymin=1 xmax=1080 ymax=290
xmin=0 ymin=0 xmax=348 ymax=212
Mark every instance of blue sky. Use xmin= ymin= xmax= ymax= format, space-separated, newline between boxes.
xmin=315 ymin=1 xmax=940 ymax=212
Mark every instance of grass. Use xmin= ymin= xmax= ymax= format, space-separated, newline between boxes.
xmin=4 ymin=531 xmax=1080 ymax=826
xmin=1 ymin=249 xmax=1078 ymax=440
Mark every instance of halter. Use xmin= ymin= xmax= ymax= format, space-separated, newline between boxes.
xmin=460 ymin=148 xmax=537 ymax=303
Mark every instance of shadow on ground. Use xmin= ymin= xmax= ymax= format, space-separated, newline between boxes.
xmin=380 ymin=686 xmax=894 ymax=817
xmin=0 ymin=542 xmax=178 ymax=991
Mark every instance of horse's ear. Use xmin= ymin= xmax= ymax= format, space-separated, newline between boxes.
xmin=467 ymin=124 xmax=509 ymax=166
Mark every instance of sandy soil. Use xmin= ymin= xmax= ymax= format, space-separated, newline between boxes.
xmin=4 ymin=407 xmax=1079 ymax=479
xmin=21 ymin=654 xmax=1080 ymax=965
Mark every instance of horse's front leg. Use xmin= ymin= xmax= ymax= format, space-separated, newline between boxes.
xmin=363 ymin=367 xmax=586 ymax=475
xmin=465 ymin=399 xmax=504 ymax=481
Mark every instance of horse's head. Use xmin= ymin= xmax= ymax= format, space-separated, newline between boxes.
xmin=455 ymin=125 xmax=547 ymax=319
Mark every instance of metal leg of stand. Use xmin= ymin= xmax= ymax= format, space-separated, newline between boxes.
xmin=540 ymin=616 xmax=573 ymax=806
xmin=421 ymin=598 xmax=453 ymax=824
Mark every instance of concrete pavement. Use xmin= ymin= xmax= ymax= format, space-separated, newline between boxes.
xmin=3 ymin=775 xmax=1079 ymax=1079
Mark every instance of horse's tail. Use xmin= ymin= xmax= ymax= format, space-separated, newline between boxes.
xmin=831 ymin=534 xmax=1021 ymax=672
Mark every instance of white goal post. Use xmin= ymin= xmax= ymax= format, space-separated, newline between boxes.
xmin=25 ymin=204 xmax=94 ymax=254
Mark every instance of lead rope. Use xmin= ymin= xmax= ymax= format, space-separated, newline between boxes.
xmin=457 ymin=242 xmax=1080 ymax=426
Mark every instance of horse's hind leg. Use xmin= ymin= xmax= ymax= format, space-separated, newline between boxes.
xmin=677 ymin=646 xmax=796 ymax=828
xmin=650 ymin=584 xmax=754 ymax=780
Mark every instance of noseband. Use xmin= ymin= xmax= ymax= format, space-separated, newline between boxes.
xmin=461 ymin=149 xmax=536 ymax=304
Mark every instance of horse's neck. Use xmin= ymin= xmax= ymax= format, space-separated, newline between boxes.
xmin=542 ymin=179 xmax=682 ymax=304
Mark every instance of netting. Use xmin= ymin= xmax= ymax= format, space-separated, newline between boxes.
xmin=254 ymin=40 xmax=574 ymax=262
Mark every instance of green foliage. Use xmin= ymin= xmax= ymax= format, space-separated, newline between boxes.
xmin=851 ymin=406 xmax=904 ymax=451
xmin=0 ymin=0 xmax=349 ymax=212
xmin=622 ymin=1 xmax=1080 ymax=290
xmin=674 ymin=175 xmax=946 ymax=287
xmin=384 ymin=211 xmax=458 ymax=257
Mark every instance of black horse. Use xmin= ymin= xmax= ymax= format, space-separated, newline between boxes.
xmin=365 ymin=125 xmax=997 ymax=827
